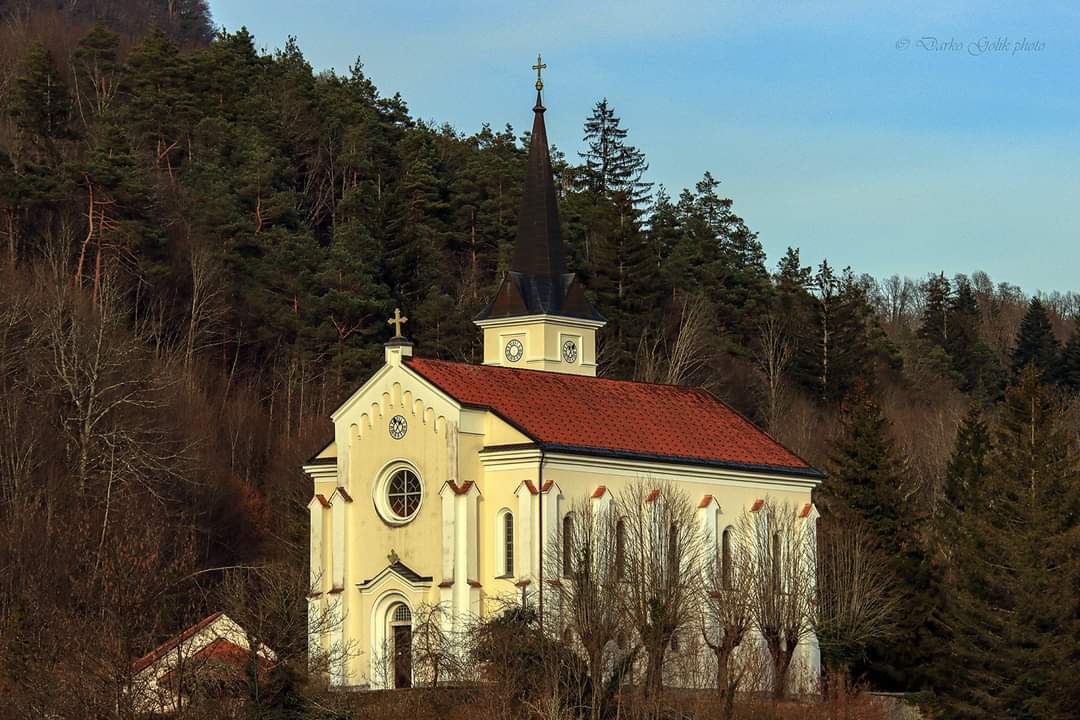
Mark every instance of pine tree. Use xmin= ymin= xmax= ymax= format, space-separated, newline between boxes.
xmin=944 ymin=369 xmax=1080 ymax=719
xmin=124 ymin=25 xmax=198 ymax=173
xmin=1055 ymin=323 xmax=1080 ymax=393
xmin=10 ymin=43 xmax=72 ymax=157
xmin=72 ymin=22 xmax=121 ymax=123
xmin=946 ymin=275 xmax=1002 ymax=396
xmin=919 ymin=273 xmax=951 ymax=349
xmin=1010 ymin=298 xmax=1059 ymax=378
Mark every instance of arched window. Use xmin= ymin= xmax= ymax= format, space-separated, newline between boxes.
xmin=721 ymin=527 xmax=733 ymax=590
xmin=503 ymin=511 xmax=515 ymax=576
xmin=615 ymin=519 xmax=626 ymax=580
xmin=392 ymin=603 xmax=412 ymax=624
xmin=562 ymin=514 xmax=574 ymax=576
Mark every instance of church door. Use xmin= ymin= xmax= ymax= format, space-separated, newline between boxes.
xmin=393 ymin=624 xmax=412 ymax=689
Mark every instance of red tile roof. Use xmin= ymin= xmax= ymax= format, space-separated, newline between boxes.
xmin=132 ymin=612 xmax=223 ymax=673
xmin=408 ymin=358 xmax=820 ymax=477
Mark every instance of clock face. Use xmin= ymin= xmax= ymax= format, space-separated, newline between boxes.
xmin=504 ymin=339 xmax=524 ymax=363
xmin=562 ymin=339 xmax=578 ymax=363
xmin=388 ymin=414 xmax=408 ymax=440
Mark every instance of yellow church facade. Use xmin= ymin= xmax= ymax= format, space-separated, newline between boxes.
xmin=303 ymin=80 xmax=823 ymax=691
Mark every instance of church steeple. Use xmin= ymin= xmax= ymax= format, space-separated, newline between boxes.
xmin=509 ymin=90 xmax=564 ymax=285
xmin=474 ymin=56 xmax=605 ymax=376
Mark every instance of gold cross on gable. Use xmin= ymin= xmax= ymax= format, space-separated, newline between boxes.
xmin=388 ymin=308 xmax=408 ymax=337
xmin=532 ymin=52 xmax=546 ymax=91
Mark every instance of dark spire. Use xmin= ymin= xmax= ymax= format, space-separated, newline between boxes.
xmin=509 ymin=91 xmax=564 ymax=280
xmin=475 ymin=64 xmax=603 ymax=323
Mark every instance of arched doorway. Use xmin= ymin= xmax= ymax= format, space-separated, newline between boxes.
xmin=389 ymin=603 xmax=412 ymax=689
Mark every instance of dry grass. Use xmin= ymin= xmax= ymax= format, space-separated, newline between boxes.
xmin=317 ymin=686 xmax=912 ymax=720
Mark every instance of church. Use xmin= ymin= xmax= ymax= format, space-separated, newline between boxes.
xmin=303 ymin=65 xmax=823 ymax=691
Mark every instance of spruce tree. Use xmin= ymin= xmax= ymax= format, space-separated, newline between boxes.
xmin=821 ymin=388 xmax=907 ymax=529
xmin=1055 ymin=323 xmax=1080 ymax=392
xmin=822 ymin=387 xmax=939 ymax=691
xmin=1010 ymin=298 xmax=1058 ymax=378
xmin=929 ymin=404 xmax=992 ymax=707
xmin=946 ymin=275 xmax=1001 ymax=396
xmin=945 ymin=369 xmax=1080 ymax=719
xmin=579 ymin=99 xmax=652 ymax=207
xmin=919 ymin=273 xmax=951 ymax=349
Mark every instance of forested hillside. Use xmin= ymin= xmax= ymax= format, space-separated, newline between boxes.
xmin=0 ymin=4 xmax=1077 ymax=719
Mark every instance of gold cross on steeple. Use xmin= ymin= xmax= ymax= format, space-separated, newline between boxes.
xmin=532 ymin=53 xmax=546 ymax=91
xmin=388 ymin=308 xmax=408 ymax=337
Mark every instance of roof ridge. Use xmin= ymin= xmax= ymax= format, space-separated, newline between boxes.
xmin=406 ymin=356 xmax=718 ymax=394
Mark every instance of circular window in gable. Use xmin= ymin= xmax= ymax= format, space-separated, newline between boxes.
xmin=375 ymin=464 xmax=424 ymax=525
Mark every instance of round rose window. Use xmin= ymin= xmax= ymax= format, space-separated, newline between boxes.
xmin=386 ymin=469 xmax=422 ymax=521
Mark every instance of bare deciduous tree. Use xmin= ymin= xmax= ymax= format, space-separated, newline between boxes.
xmin=635 ymin=294 xmax=711 ymax=386
xmin=410 ymin=601 xmax=468 ymax=687
xmin=184 ymin=244 xmax=226 ymax=375
xmin=811 ymin=519 xmax=898 ymax=697
xmin=754 ymin=313 xmax=792 ymax=431
xmin=744 ymin=499 xmax=814 ymax=699
xmin=545 ymin=496 xmax=632 ymax=719
xmin=215 ymin=563 xmax=359 ymax=706
xmin=618 ymin=480 xmax=705 ymax=701
xmin=701 ymin=521 xmax=756 ymax=720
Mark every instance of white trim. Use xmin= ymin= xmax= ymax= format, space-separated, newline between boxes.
xmin=373 ymin=460 xmax=424 ymax=526
xmin=368 ymin=591 xmax=411 ymax=689
xmin=481 ymin=447 xmax=820 ymax=490
xmin=309 ymin=497 xmax=327 ymax=591
xmin=329 ymin=594 xmax=346 ymax=686
xmin=357 ymin=565 xmax=432 ymax=595
xmin=330 ymin=363 xmax=395 ymax=422
xmin=303 ymin=464 xmax=338 ymax=483
xmin=330 ymin=491 xmax=348 ymax=590
xmin=474 ymin=314 xmax=606 ymax=331
xmin=515 ymin=480 xmax=538 ymax=582
xmin=330 ymin=361 xmax=468 ymax=424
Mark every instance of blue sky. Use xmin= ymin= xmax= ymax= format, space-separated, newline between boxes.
xmin=209 ymin=1 xmax=1079 ymax=294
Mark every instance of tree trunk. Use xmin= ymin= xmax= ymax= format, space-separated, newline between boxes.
xmin=644 ymin=640 xmax=666 ymax=700
xmin=5 ymin=209 xmax=14 ymax=271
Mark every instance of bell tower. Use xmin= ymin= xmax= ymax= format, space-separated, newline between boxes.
xmin=474 ymin=55 xmax=605 ymax=376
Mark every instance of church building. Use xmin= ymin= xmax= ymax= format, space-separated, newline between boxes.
xmin=303 ymin=68 xmax=823 ymax=690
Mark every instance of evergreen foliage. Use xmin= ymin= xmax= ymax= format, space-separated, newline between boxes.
xmin=1054 ymin=322 xmax=1080 ymax=392
xmin=821 ymin=388 xmax=940 ymax=691
xmin=1010 ymin=298 xmax=1059 ymax=378
xmin=1 ymin=9 xmax=1079 ymax=713
xmin=943 ymin=370 xmax=1080 ymax=719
